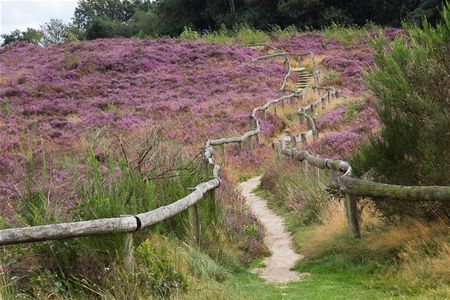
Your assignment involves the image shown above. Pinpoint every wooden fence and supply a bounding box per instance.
[0,46,305,264]
[277,86,450,238]
[2,43,447,266]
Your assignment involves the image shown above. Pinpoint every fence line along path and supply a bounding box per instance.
[0,45,305,267]
[277,83,450,239]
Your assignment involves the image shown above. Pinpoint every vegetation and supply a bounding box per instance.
[259,160,450,299]
[1,2,449,298]
[353,2,450,219]
[2,0,444,45]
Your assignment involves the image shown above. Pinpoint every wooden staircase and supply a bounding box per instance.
[292,67,313,90]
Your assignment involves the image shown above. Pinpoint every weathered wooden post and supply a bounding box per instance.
[302,159,309,175]
[273,142,280,160]
[273,104,277,115]
[315,167,320,184]
[263,109,267,120]
[321,97,325,110]
[189,204,201,247]
[299,108,305,125]
[327,89,331,104]
[248,115,254,131]
[290,135,297,149]
[124,231,134,273]
[344,192,360,239]
[300,133,307,145]
[313,129,319,142]
[219,144,225,165]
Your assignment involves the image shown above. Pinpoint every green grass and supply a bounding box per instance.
[183,266,412,300]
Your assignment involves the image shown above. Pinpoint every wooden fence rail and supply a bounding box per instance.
[0,46,302,248]
[278,86,450,238]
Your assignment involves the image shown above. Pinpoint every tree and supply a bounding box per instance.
[40,18,70,46]
[73,0,152,31]
[1,28,42,46]
[354,2,450,219]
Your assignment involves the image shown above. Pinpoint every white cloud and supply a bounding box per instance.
[0,0,78,35]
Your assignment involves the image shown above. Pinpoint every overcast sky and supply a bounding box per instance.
[0,0,77,36]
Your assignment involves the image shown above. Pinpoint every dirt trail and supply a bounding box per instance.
[239,176,303,283]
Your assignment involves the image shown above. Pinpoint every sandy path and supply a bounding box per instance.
[239,176,303,283]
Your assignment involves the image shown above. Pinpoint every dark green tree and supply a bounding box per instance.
[354,2,450,219]
[1,28,43,46]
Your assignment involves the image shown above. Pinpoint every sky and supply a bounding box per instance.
[0,0,77,37]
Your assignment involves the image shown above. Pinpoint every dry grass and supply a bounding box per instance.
[300,198,450,292]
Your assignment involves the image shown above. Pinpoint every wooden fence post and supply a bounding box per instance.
[299,108,305,125]
[124,232,134,274]
[189,204,201,247]
[219,144,225,165]
[302,160,309,174]
[344,192,360,238]
[273,104,277,115]
[315,167,320,184]
[313,129,319,142]
[300,133,307,145]
[327,90,331,104]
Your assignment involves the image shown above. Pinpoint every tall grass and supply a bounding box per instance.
[322,22,380,46]
[260,154,450,297]
[260,159,331,227]
[2,129,222,298]
[180,25,271,45]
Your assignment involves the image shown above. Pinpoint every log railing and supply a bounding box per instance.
[0,46,305,263]
[278,83,450,238]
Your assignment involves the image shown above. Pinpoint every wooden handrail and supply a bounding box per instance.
[0,47,301,246]
[278,83,450,238]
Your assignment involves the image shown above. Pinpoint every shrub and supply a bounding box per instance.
[202,25,234,44]
[322,22,368,47]
[353,3,450,219]
[260,161,330,226]
[180,26,200,40]
[269,24,299,39]
[235,26,270,45]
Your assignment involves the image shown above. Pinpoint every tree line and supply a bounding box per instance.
[1,0,445,46]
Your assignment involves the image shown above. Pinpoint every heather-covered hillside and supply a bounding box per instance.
[0,38,284,147]
[0,33,381,202]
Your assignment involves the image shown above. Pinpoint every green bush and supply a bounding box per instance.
[202,25,234,44]
[179,26,200,40]
[353,3,450,219]
[322,22,380,46]
[235,26,270,45]
[5,131,212,297]
[269,24,299,39]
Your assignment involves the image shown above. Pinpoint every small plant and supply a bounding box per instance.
[63,54,79,70]
[322,22,373,47]
[0,99,12,117]
[269,24,299,39]
[344,99,365,124]
[136,238,188,298]
[235,26,270,45]
[203,24,234,44]
[320,68,342,86]
[179,26,200,40]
